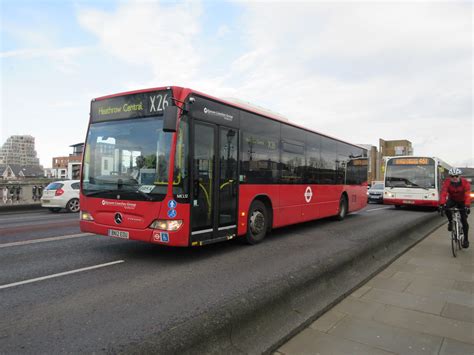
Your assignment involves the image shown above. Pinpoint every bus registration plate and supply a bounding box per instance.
[402,200,415,204]
[108,229,129,239]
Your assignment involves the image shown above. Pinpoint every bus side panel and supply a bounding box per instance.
[346,185,368,212]
[237,184,367,236]
[277,185,304,227]
[311,185,342,219]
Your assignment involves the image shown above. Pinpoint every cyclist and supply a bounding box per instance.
[440,168,471,248]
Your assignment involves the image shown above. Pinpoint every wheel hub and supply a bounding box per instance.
[250,211,265,235]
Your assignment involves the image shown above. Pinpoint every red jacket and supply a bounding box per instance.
[440,177,471,206]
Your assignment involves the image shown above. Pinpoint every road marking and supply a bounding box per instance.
[0,260,125,290]
[0,233,93,248]
[366,206,391,212]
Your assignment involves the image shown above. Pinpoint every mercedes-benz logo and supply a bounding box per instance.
[114,212,123,224]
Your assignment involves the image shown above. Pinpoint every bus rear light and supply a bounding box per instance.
[55,188,64,196]
[81,211,94,221]
[149,220,183,231]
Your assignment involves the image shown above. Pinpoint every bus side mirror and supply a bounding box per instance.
[163,106,179,132]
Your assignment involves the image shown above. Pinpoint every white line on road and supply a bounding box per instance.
[0,233,93,248]
[365,206,392,212]
[0,260,125,290]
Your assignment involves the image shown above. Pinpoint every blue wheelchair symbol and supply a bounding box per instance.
[168,200,177,209]
[161,232,169,242]
[167,209,177,218]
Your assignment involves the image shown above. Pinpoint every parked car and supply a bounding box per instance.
[368,183,384,204]
[41,180,80,212]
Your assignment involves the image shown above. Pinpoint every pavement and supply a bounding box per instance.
[276,214,474,355]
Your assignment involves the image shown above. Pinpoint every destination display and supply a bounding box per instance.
[91,90,172,122]
[390,158,433,165]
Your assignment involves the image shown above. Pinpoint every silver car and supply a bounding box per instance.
[368,183,384,204]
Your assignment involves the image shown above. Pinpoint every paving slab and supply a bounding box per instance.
[328,316,443,355]
[309,309,346,333]
[453,280,474,294]
[406,267,473,282]
[406,282,474,307]
[401,275,456,291]
[365,276,411,292]
[441,302,474,323]
[373,304,474,345]
[277,328,395,355]
[404,257,463,272]
[439,337,474,355]
[331,296,385,320]
[361,287,445,315]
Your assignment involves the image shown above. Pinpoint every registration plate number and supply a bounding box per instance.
[108,229,129,239]
[403,200,415,204]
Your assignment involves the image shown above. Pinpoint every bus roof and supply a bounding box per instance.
[92,85,367,152]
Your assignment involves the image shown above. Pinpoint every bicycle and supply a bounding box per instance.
[441,207,465,257]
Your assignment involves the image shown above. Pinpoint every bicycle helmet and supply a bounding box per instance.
[448,167,462,176]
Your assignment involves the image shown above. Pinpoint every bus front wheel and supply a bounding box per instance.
[245,200,268,245]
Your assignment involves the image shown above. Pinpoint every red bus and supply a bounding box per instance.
[80,86,368,246]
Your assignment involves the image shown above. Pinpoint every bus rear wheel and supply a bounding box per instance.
[335,195,348,221]
[245,200,268,245]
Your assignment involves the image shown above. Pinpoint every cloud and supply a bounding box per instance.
[223,1,472,165]
[73,1,472,166]
[77,0,203,84]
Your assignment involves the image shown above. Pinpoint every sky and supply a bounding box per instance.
[0,0,472,168]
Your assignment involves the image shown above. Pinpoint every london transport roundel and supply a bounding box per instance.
[304,186,313,203]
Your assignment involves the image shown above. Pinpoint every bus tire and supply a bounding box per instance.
[335,195,348,221]
[245,200,268,244]
[394,205,401,209]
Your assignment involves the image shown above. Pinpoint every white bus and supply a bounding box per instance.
[383,156,451,208]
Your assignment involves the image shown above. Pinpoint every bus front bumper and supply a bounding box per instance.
[383,198,438,207]
[80,221,190,247]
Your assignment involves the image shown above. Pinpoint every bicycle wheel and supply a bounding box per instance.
[451,230,457,257]
[456,222,464,250]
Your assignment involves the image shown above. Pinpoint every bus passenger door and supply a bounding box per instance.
[191,121,238,244]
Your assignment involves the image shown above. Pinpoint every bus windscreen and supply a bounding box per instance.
[385,158,435,189]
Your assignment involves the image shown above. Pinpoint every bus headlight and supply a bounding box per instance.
[149,220,183,231]
[81,211,94,221]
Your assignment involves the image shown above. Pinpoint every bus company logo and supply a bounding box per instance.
[101,200,137,210]
[114,213,123,224]
[304,186,313,203]
[203,107,233,121]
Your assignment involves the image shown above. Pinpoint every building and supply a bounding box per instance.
[378,139,413,180]
[48,143,84,179]
[379,139,413,157]
[0,164,44,180]
[0,135,41,166]
[359,144,379,184]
